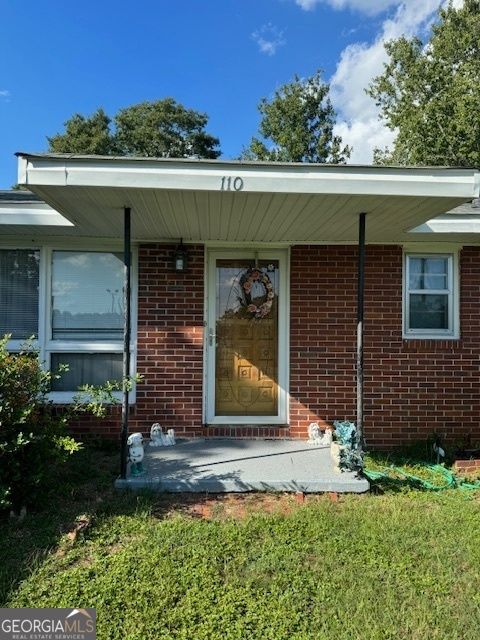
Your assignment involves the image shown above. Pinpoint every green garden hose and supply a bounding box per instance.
[363,463,480,491]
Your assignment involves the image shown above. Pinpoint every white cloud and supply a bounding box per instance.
[328,0,453,163]
[252,23,286,56]
[0,89,10,101]
[296,0,401,16]
[291,0,465,162]
[334,117,396,163]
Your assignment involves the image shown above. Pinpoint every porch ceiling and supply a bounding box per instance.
[11,153,480,243]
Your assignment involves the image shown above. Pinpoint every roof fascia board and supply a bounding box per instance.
[410,216,480,234]
[17,154,480,200]
[0,200,73,227]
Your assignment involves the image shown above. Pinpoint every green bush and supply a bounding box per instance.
[0,336,137,511]
[0,336,81,510]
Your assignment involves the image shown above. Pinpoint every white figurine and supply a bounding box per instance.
[165,428,176,446]
[149,423,165,447]
[308,422,322,443]
[322,426,333,446]
[308,422,333,446]
[149,423,176,447]
[127,432,145,476]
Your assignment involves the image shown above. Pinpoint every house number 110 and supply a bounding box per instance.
[220,176,244,191]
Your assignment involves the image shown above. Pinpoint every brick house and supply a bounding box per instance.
[1,154,479,456]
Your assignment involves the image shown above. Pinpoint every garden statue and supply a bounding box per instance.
[149,423,176,447]
[322,426,333,446]
[332,420,364,472]
[308,422,322,443]
[127,432,145,476]
[150,423,165,447]
[308,422,333,446]
[433,439,445,463]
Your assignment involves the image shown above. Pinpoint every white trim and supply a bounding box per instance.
[402,249,460,340]
[18,154,479,199]
[202,244,209,425]
[0,202,73,227]
[205,248,289,425]
[5,234,480,247]
[409,215,480,234]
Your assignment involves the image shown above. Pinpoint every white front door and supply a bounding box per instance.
[205,250,288,424]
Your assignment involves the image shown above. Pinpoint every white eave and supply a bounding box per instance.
[9,152,480,243]
[0,199,73,228]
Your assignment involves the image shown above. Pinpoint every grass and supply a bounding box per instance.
[1,447,480,639]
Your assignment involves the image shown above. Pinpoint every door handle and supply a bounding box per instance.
[208,328,216,346]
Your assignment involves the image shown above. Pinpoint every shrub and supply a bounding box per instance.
[0,336,137,511]
[0,336,80,509]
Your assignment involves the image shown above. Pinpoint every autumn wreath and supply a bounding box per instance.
[239,267,274,319]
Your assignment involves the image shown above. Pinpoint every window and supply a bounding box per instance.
[50,353,123,391]
[51,251,123,340]
[0,249,39,340]
[49,250,127,395]
[404,253,458,338]
[0,245,135,401]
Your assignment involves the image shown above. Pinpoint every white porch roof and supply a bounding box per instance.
[9,153,480,243]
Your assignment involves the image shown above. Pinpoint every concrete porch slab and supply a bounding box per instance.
[114,438,369,494]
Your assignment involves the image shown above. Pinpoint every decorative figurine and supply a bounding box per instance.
[322,426,333,446]
[127,432,145,476]
[149,423,165,447]
[308,422,322,443]
[308,423,333,446]
[333,420,364,472]
[149,423,176,447]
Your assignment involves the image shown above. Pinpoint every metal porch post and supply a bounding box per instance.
[120,206,131,479]
[356,212,366,452]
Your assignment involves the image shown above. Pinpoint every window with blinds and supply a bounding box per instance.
[0,249,39,340]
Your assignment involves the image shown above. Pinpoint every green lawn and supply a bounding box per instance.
[1,448,480,640]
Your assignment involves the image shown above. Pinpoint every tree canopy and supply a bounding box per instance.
[48,99,221,159]
[242,71,351,163]
[47,108,114,155]
[368,0,480,166]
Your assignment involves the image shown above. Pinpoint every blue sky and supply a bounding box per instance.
[0,0,451,188]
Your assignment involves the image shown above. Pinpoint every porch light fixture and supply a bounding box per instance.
[174,239,188,272]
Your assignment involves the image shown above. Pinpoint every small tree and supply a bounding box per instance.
[47,99,221,159]
[368,0,480,166]
[243,71,351,163]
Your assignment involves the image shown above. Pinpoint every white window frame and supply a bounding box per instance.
[403,249,459,339]
[0,241,138,403]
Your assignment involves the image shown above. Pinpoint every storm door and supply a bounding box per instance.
[206,251,288,424]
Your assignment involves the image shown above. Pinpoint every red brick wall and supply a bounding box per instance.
[132,244,205,436]
[71,243,480,449]
[290,245,480,448]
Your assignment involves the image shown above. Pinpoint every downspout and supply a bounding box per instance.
[120,206,132,479]
[356,212,366,453]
